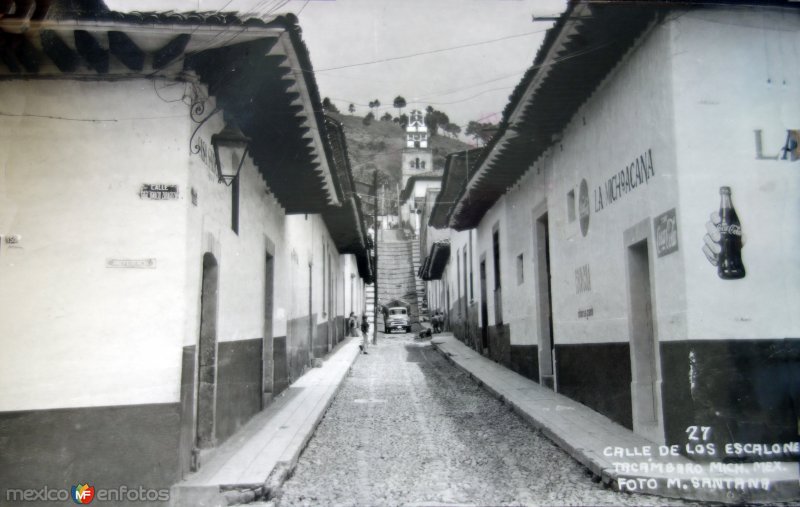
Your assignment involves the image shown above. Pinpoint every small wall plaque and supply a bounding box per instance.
[140,184,178,200]
[106,258,157,269]
[655,208,679,258]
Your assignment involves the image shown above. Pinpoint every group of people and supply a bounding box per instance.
[431,309,445,334]
[348,311,370,354]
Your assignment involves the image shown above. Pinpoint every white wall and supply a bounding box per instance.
[0,78,369,413]
[0,79,191,410]
[671,9,800,340]
[474,18,684,347]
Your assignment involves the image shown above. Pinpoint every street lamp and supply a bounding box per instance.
[211,121,250,186]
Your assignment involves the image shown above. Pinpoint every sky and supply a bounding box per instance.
[106,0,567,131]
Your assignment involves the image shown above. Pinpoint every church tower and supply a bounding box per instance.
[401,110,433,187]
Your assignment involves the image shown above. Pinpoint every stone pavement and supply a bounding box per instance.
[430,333,800,505]
[273,333,681,507]
[169,337,362,507]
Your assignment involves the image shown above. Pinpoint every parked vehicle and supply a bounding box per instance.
[384,307,411,333]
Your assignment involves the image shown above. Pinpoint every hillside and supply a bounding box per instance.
[330,113,472,187]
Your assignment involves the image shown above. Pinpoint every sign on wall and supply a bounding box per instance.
[140,184,178,200]
[654,208,679,258]
[106,258,157,269]
[594,149,655,212]
[701,187,746,280]
[575,264,591,293]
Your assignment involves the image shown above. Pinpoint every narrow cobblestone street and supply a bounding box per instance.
[271,334,686,507]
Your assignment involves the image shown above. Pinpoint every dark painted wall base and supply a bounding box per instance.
[447,299,481,352]
[273,335,289,396]
[556,342,633,430]
[487,323,511,366]
[178,345,196,479]
[661,338,800,452]
[216,338,263,444]
[334,315,345,346]
[286,314,314,385]
[510,344,539,383]
[447,302,537,383]
[0,403,180,507]
[274,314,348,396]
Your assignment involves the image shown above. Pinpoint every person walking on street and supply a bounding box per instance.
[348,312,359,337]
[349,312,367,354]
[360,313,370,353]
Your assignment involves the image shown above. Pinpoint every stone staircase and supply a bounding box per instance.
[365,282,376,335]
[376,230,420,329]
[410,238,428,322]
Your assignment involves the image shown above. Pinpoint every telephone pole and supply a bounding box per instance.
[373,169,379,345]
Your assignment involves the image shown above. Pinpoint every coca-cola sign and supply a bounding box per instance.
[702,186,746,280]
[654,208,678,258]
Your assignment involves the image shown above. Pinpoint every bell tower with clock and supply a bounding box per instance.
[401,109,433,187]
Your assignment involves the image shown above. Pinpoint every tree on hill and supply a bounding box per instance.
[443,122,461,139]
[393,95,406,116]
[322,97,339,113]
[466,120,496,145]
[424,106,450,137]
[348,103,355,114]
[381,112,393,122]
[368,99,380,113]
[362,112,375,126]
[393,113,409,129]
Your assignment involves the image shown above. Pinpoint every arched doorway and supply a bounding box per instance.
[196,253,219,450]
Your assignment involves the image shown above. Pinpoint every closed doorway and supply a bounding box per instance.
[263,251,274,408]
[625,222,664,443]
[534,211,555,389]
[196,253,219,451]
[479,257,489,354]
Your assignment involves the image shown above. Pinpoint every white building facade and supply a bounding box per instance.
[0,6,372,502]
[425,1,799,451]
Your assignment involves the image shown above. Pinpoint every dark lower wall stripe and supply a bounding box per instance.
[447,299,482,353]
[178,345,196,479]
[661,338,800,450]
[287,314,314,384]
[0,403,180,507]
[273,335,289,396]
[556,342,633,430]
[334,316,345,345]
[487,323,511,366]
[510,344,539,383]
[215,338,263,444]
[315,321,330,358]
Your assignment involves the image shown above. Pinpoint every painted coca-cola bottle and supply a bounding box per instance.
[717,186,746,279]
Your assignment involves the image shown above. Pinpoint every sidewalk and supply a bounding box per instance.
[170,337,362,507]
[430,333,799,505]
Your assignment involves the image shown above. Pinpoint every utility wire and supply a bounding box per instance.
[296,0,311,16]
[313,28,551,73]
[325,37,614,117]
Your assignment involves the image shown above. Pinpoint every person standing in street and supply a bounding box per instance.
[360,313,370,353]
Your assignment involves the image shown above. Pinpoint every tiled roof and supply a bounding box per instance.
[0,2,343,214]
[430,148,481,229]
[400,171,443,202]
[450,0,800,230]
[420,240,450,281]
[322,116,374,283]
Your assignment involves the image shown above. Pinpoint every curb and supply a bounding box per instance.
[171,339,362,507]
